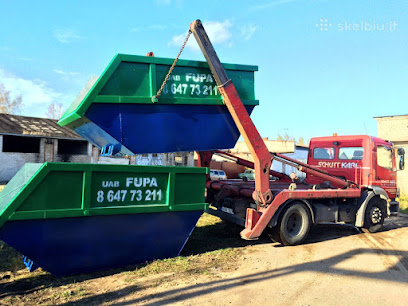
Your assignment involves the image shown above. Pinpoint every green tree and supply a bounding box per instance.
[0,83,22,114]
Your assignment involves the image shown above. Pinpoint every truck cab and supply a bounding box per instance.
[307,135,404,214]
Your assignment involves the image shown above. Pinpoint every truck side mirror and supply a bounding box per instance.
[398,148,405,170]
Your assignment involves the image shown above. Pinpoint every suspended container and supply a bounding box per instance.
[58,54,258,154]
[0,162,208,276]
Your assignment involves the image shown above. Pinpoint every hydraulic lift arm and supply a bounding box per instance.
[190,20,273,206]
[214,150,291,181]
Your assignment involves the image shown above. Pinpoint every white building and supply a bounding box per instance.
[0,114,194,183]
[0,114,97,183]
[375,114,408,196]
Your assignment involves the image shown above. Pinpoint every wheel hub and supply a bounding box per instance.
[286,212,302,236]
[370,207,382,224]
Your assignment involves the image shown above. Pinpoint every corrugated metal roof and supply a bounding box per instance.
[0,113,81,139]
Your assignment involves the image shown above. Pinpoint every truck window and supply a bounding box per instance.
[377,145,392,170]
[313,147,334,160]
[339,147,364,160]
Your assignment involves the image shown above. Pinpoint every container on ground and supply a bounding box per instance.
[0,162,208,276]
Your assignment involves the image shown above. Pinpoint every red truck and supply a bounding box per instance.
[188,20,406,245]
[204,135,405,246]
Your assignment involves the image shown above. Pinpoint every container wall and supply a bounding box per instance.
[59,54,259,155]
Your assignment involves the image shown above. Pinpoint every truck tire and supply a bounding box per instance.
[363,198,386,233]
[242,177,248,182]
[275,202,311,246]
[268,227,282,243]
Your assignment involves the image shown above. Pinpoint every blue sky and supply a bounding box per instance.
[0,0,407,141]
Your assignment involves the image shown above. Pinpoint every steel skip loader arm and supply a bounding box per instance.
[273,153,357,189]
[214,150,291,181]
[190,20,272,207]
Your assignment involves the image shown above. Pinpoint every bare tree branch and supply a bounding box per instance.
[45,102,65,119]
[0,83,23,114]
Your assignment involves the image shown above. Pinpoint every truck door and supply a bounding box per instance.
[374,144,397,198]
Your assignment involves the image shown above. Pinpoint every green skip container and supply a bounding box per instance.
[58,54,258,155]
[0,162,208,276]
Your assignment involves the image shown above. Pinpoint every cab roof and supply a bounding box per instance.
[310,135,391,146]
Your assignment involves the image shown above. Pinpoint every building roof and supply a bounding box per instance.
[0,113,81,139]
[374,114,408,119]
[232,139,296,154]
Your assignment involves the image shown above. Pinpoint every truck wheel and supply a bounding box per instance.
[276,202,311,246]
[242,177,248,182]
[363,198,386,233]
[268,227,282,243]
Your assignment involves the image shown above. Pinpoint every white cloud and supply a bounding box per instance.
[0,68,68,117]
[240,24,258,40]
[169,20,233,51]
[252,0,296,10]
[53,28,82,43]
[53,69,79,77]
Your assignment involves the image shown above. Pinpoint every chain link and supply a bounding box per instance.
[153,30,192,102]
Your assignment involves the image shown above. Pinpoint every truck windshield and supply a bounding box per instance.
[339,147,364,160]
[377,145,392,170]
[313,147,334,159]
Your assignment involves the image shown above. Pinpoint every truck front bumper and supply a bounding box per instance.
[389,200,400,216]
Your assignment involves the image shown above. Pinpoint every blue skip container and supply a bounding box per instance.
[58,54,258,154]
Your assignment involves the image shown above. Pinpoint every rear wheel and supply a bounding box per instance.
[363,198,386,233]
[242,177,248,182]
[274,202,311,246]
[268,227,282,243]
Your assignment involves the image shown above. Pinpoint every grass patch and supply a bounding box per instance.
[134,248,240,278]
[129,213,246,281]
[398,196,408,214]
[61,290,73,299]
[0,184,25,273]
[0,241,25,273]
[76,286,86,296]
[182,213,257,255]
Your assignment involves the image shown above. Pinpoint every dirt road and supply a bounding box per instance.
[133,215,408,305]
[1,214,408,305]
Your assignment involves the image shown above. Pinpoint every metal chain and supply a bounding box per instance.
[153,30,192,102]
